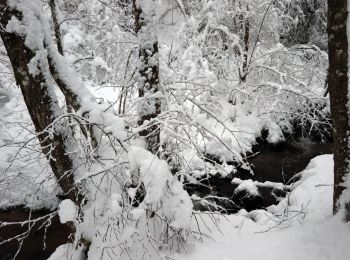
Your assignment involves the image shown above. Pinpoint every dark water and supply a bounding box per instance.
[186,137,333,213]
[239,137,332,182]
[0,208,71,260]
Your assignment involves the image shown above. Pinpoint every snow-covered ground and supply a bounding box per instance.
[173,154,350,260]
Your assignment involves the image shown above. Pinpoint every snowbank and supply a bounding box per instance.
[174,154,350,260]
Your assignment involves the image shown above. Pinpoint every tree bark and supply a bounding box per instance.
[328,0,350,220]
[241,5,250,82]
[133,0,161,154]
[0,1,83,206]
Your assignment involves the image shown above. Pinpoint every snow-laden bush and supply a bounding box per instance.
[155,0,329,181]
[56,0,329,181]
[69,145,193,259]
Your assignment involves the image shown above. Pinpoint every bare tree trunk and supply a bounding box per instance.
[133,0,161,154]
[0,1,83,206]
[328,0,350,220]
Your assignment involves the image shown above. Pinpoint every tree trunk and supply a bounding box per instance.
[241,5,250,82]
[44,3,98,148]
[133,0,161,155]
[0,1,83,206]
[328,0,350,220]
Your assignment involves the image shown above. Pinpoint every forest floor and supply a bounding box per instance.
[173,154,350,260]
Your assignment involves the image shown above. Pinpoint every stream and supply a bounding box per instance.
[186,136,333,213]
[0,208,70,260]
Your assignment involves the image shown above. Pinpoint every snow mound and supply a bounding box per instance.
[233,179,259,197]
[128,146,193,229]
[58,199,77,224]
[267,154,334,222]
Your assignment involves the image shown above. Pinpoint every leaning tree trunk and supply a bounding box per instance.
[49,0,75,115]
[328,0,350,221]
[48,0,98,148]
[0,1,83,206]
[133,0,161,155]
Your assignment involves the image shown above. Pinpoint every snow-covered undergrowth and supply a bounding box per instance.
[0,87,194,259]
[171,155,350,260]
[70,145,193,260]
[0,2,193,258]
[51,0,330,182]
[154,0,330,182]
[48,155,350,260]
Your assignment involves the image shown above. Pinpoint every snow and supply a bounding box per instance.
[233,179,260,197]
[0,1,342,260]
[232,178,287,191]
[162,178,193,229]
[0,88,60,210]
[45,154,350,260]
[6,0,127,150]
[128,145,171,204]
[47,244,86,260]
[58,199,77,224]
[128,145,193,229]
[63,27,84,49]
[173,155,350,260]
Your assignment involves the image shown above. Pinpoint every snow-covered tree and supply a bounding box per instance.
[133,0,161,154]
[277,0,327,50]
[0,0,83,207]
